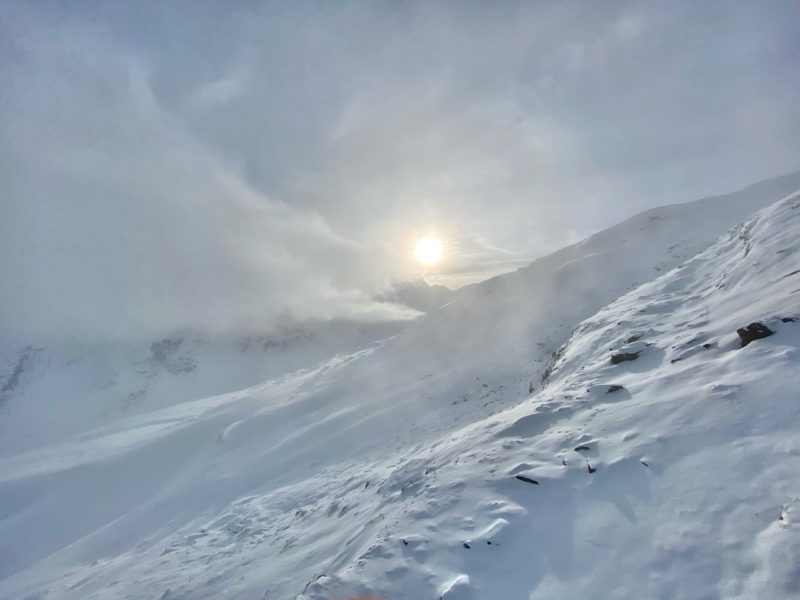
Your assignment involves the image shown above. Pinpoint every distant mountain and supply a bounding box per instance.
[375,277,457,313]
[0,320,403,456]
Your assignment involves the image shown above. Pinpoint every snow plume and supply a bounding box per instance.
[0,15,415,344]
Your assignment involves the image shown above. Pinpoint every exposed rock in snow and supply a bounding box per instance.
[736,322,774,347]
[609,351,641,364]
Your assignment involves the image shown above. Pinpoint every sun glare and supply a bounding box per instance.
[414,235,444,266]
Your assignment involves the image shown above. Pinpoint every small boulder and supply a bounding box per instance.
[515,475,540,485]
[736,322,774,348]
[610,351,641,365]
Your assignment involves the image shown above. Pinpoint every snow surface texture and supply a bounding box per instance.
[1,175,800,599]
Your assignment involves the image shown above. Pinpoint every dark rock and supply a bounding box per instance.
[515,475,539,485]
[574,445,591,452]
[587,463,597,474]
[610,351,641,365]
[640,460,649,467]
[463,542,471,549]
[781,317,796,323]
[150,338,196,374]
[486,540,492,545]
[1,348,37,402]
[625,334,642,344]
[606,384,624,393]
[736,322,774,347]
[703,343,712,349]
[401,539,408,546]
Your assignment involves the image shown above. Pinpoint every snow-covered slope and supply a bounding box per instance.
[0,320,404,457]
[0,277,459,458]
[299,190,800,600]
[0,175,799,599]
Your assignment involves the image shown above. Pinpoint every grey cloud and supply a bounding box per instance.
[0,11,416,343]
[2,1,799,342]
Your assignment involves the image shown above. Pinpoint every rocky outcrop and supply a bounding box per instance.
[736,322,773,348]
[610,351,641,365]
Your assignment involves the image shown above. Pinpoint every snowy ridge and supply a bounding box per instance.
[293,192,800,599]
[1,180,799,599]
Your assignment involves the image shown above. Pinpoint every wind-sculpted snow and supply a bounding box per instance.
[1,181,800,599]
[298,192,800,599]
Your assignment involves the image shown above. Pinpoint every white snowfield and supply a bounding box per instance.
[1,175,800,600]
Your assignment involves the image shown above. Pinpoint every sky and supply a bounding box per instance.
[2,1,799,343]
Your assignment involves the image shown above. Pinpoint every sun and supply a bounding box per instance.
[414,235,444,266]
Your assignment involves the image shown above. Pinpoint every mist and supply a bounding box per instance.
[2,1,799,342]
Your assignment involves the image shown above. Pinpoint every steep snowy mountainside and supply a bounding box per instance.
[375,170,800,407]
[2,171,797,460]
[0,177,799,600]
[297,191,800,600]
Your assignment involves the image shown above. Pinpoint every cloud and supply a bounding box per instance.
[0,11,416,343]
[2,1,799,343]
